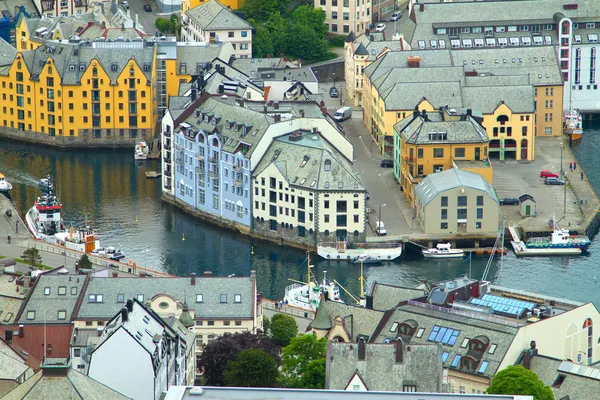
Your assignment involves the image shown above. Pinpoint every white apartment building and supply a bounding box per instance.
[34,0,88,18]
[316,0,371,36]
[181,0,252,59]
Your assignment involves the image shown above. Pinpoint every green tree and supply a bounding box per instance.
[281,334,326,388]
[78,254,93,270]
[486,365,554,400]
[252,26,274,58]
[285,24,328,60]
[290,5,327,37]
[155,18,171,34]
[21,248,42,269]
[263,12,288,56]
[262,315,271,336]
[223,348,279,387]
[242,0,290,22]
[169,14,180,33]
[269,313,298,347]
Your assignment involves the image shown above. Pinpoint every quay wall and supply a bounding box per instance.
[0,127,151,149]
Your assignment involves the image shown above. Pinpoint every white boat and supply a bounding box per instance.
[25,192,100,253]
[317,240,402,262]
[135,141,149,160]
[352,255,381,264]
[38,176,53,193]
[563,107,583,141]
[422,243,464,258]
[0,173,12,194]
[283,253,343,312]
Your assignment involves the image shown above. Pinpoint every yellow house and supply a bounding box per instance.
[535,84,564,136]
[0,41,155,141]
[15,15,53,51]
[182,0,243,14]
[394,108,491,207]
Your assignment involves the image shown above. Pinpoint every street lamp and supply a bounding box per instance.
[378,204,387,236]
[560,141,564,179]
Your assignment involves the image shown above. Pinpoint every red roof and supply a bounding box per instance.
[0,325,73,363]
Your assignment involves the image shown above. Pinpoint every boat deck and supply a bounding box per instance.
[511,241,582,257]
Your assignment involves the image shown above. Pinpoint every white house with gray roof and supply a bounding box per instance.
[326,340,443,392]
[413,168,499,235]
[181,0,252,59]
[88,299,189,400]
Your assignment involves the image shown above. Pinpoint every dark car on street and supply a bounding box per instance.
[329,87,339,97]
[500,197,520,205]
[545,177,565,185]
[380,159,393,168]
[143,4,152,11]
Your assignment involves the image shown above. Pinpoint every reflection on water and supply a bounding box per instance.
[1,136,600,306]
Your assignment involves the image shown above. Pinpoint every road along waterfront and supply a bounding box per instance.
[1,139,600,306]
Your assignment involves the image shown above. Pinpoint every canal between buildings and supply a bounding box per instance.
[1,134,600,305]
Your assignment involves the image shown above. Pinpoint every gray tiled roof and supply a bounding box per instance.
[364,50,453,81]
[16,42,154,85]
[2,369,131,400]
[326,342,443,391]
[354,43,368,56]
[186,0,251,31]
[382,81,463,111]
[76,276,254,320]
[176,42,236,73]
[372,66,464,93]
[177,96,272,157]
[0,351,30,380]
[395,112,489,145]
[371,282,428,311]
[231,58,298,78]
[18,274,86,324]
[0,38,17,66]
[373,303,518,378]
[308,301,384,341]
[462,85,535,114]
[415,168,499,207]
[254,133,364,192]
[523,354,600,399]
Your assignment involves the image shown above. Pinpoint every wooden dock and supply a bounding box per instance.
[145,171,161,179]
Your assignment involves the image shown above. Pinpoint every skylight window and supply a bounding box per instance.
[451,355,462,367]
[415,328,425,338]
[427,325,460,345]
[442,352,449,363]
[390,322,398,332]
[478,361,489,374]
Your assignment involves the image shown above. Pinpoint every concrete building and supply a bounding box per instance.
[413,168,499,235]
[394,108,492,207]
[371,277,600,394]
[87,299,190,400]
[2,358,131,400]
[162,94,354,239]
[316,0,371,36]
[33,0,89,18]
[406,0,600,115]
[181,0,252,59]
[517,349,600,399]
[69,327,100,375]
[163,386,532,400]
[73,273,260,366]
[252,131,366,246]
[326,340,444,392]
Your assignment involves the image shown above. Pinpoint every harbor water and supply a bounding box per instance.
[1,136,600,305]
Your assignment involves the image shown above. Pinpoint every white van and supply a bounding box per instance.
[333,106,352,121]
[390,11,402,21]
[376,221,387,236]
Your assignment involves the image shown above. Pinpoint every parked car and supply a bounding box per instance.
[500,197,520,205]
[540,170,559,178]
[390,11,402,21]
[329,87,338,98]
[121,0,129,8]
[545,177,565,185]
[376,221,387,236]
[143,4,152,11]
[376,23,386,32]
[380,159,394,168]
[366,191,370,200]
[333,106,352,122]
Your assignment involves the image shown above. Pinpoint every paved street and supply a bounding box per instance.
[378,6,415,42]
[125,0,170,35]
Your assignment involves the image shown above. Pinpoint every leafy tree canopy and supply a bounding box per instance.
[486,365,554,400]
[269,313,298,347]
[21,248,42,269]
[78,254,93,270]
[223,348,280,387]
[281,334,326,388]
[198,331,280,386]
[155,18,171,33]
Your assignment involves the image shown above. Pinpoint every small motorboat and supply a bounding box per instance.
[0,173,12,194]
[106,246,125,261]
[422,243,464,258]
[135,141,149,160]
[352,255,381,264]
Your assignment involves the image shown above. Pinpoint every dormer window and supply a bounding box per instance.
[204,115,209,123]
[234,123,239,132]
[324,159,332,171]
[225,120,231,129]
[211,117,216,125]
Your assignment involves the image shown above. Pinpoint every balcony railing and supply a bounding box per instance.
[233,165,242,172]
[163,156,171,164]
[163,130,171,138]
[163,143,171,151]
[208,156,218,164]
[164,168,171,175]
[232,179,242,187]
[195,167,203,174]
[175,157,184,166]
[195,154,205,161]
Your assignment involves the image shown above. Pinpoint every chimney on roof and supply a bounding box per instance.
[274,101,279,110]
[97,327,103,337]
[530,340,537,354]
[250,270,256,278]
[466,108,472,117]
[300,109,305,118]
[19,325,24,338]
[191,272,196,286]
[419,3,425,12]
[112,272,118,278]
[421,109,428,121]
[191,83,197,102]
[4,330,12,342]
[274,114,281,122]
[121,307,129,322]
[407,56,420,68]
[266,54,271,58]
[395,340,404,363]
[121,23,125,31]
[140,272,146,278]
[126,299,134,312]
[204,271,213,277]
[358,340,366,361]
[135,13,139,29]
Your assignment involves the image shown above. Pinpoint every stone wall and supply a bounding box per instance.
[0,127,152,148]
[310,60,344,84]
